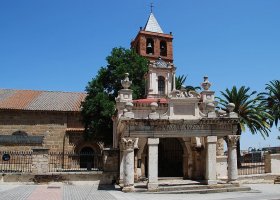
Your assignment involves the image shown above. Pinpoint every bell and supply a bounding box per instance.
[147,43,152,49]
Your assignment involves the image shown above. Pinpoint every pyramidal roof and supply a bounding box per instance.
[144,13,163,33]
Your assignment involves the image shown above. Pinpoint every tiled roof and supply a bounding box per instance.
[0,89,86,112]
[133,98,167,104]
[144,13,163,33]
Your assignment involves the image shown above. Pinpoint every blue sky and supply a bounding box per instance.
[0,0,279,150]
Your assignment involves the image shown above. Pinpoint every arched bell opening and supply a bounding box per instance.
[160,40,167,56]
[146,38,154,55]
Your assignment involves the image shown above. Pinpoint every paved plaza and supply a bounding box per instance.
[0,183,279,200]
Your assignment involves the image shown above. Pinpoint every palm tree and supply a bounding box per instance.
[175,75,201,91]
[176,75,187,90]
[217,86,272,168]
[259,80,280,127]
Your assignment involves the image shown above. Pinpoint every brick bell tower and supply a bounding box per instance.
[131,11,176,99]
[131,12,173,63]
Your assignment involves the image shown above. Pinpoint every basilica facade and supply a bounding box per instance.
[113,12,240,191]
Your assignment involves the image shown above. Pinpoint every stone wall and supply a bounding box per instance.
[265,153,280,174]
[0,110,84,152]
[103,148,119,172]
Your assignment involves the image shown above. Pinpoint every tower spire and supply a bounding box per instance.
[150,2,154,13]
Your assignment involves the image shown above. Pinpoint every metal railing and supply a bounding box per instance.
[0,151,32,173]
[49,152,103,172]
[238,154,265,175]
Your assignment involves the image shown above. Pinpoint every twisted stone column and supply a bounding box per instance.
[225,135,240,183]
[120,138,137,192]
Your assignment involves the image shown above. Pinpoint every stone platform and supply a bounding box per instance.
[130,178,251,194]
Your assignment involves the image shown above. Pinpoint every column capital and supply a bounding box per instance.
[225,135,240,148]
[120,138,137,151]
[205,136,217,143]
[147,138,159,145]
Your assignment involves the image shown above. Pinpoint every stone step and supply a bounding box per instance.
[145,186,251,194]
[158,183,239,192]
[274,176,280,184]
[134,183,249,194]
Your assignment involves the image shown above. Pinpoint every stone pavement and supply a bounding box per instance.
[0,183,279,200]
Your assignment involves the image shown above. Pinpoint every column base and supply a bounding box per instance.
[227,180,239,185]
[147,182,158,191]
[205,180,217,185]
[122,186,135,192]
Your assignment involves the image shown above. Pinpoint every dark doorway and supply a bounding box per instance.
[158,138,183,177]
[80,147,95,170]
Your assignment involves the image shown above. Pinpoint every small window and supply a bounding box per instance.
[146,38,154,55]
[160,41,167,56]
[158,76,165,95]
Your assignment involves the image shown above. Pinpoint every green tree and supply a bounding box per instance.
[217,86,272,167]
[175,75,201,91]
[81,47,149,145]
[260,80,280,127]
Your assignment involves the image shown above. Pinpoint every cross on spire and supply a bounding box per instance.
[150,2,154,13]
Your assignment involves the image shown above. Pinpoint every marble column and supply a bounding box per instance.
[226,135,240,183]
[147,138,159,191]
[205,136,217,185]
[120,138,137,192]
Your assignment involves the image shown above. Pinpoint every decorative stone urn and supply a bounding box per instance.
[121,73,132,89]
[201,76,212,91]
[226,103,235,112]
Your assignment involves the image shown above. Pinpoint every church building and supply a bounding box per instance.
[0,10,241,190]
[114,12,240,191]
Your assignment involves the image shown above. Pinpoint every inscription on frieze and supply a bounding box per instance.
[122,118,238,135]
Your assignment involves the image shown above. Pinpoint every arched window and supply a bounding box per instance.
[158,76,165,95]
[80,147,95,170]
[146,38,154,55]
[160,41,167,56]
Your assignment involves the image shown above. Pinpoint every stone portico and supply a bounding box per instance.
[113,12,240,192]
[114,74,240,192]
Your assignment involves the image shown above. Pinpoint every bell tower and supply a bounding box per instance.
[131,10,176,98]
[131,12,173,63]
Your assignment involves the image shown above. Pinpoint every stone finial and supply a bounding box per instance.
[121,73,132,89]
[206,102,215,112]
[218,109,227,117]
[226,103,238,118]
[150,102,158,113]
[201,76,212,91]
[125,102,133,112]
[123,102,134,118]
[149,102,159,119]
[226,103,235,112]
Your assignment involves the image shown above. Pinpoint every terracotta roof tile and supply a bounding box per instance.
[133,98,167,104]
[0,89,86,112]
